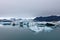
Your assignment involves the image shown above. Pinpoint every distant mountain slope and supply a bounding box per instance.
[33,16,60,22]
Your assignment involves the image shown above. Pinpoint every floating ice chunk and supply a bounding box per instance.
[44,27,53,32]
[0,24,3,26]
[29,26,44,33]
[29,26,53,33]
[0,24,4,27]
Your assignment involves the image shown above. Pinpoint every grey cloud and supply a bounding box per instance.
[0,0,60,18]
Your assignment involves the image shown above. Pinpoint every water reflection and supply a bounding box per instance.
[0,19,60,40]
[0,21,60,33]
[18,22,55,33]
[18,21,60,33]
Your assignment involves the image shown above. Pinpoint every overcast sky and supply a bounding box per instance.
[0,0,60,18]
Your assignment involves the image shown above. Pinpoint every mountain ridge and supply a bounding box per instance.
[33,15,60,22]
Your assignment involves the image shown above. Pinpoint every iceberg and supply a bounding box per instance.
[43,27,53,32]
[29,26,44,32]
[29,26,53,33]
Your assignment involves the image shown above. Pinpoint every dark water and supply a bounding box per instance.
[0,25,60,40]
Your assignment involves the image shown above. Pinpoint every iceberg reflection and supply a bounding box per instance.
[0,19,60,33]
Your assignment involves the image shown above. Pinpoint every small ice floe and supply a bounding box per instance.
[29,26,44,33]
[29,26,53,33]
[0,24,4,27]
[43,27,53,32]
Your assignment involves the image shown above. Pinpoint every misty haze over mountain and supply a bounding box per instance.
[0,0,60,18]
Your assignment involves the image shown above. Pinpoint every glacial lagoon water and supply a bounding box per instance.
[0,25,60,40]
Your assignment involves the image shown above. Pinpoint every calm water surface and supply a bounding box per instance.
[0,25,60,40]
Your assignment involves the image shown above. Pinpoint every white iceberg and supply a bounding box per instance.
[43,27,53,32]
[29,26,53,33]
